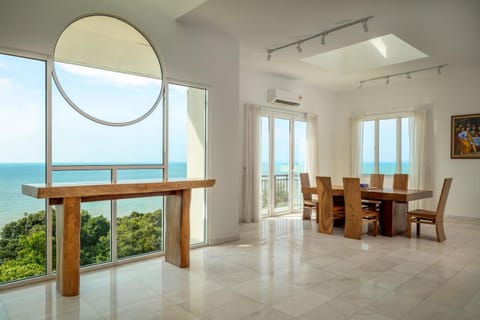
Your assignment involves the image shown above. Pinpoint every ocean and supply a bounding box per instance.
[0,163,187,229]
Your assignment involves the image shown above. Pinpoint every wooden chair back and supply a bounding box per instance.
[300,173,312,201]
[393,173,408,190]
[436,178,453,221]
[343,177,363,240]
[316,176,334,234]
[370,174,384,189]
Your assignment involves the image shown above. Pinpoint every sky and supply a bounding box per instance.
[0,53,195,164]
[362,118,409,164]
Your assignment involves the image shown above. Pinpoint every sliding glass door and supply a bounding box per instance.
[260,114,306,216]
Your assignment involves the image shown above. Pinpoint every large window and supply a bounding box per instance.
[0,50,208,287]
[0,53,46,283]
[260,112,307,216]
[361,115,410,176]
[168,83,207,244]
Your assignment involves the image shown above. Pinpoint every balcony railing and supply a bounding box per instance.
[261,174,302,213]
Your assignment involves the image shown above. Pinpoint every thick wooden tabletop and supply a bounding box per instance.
[303,186,433,202]
[22,179,216,204]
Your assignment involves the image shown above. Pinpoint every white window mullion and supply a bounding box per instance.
[396,117,402,173]
[289,117,294,213]
[374,120,379,173]
[269,115,275,216]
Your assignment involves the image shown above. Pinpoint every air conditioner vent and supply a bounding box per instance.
[267,89,302,106]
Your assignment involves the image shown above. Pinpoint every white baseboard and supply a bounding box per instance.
[208,235,240,245]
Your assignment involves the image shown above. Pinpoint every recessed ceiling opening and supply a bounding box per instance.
[301,34,428,73]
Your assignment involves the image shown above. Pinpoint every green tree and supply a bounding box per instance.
[0,208,163,283]
[117,210,162,258]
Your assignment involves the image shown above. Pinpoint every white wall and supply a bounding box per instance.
[335,65,480,218]
[240,68,337,176]
[0,0,241,243]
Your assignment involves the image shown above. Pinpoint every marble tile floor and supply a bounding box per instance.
[1,216,480,319]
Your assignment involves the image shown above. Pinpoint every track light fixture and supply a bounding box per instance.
[266,50,272,61]
[266,16,373,61]
[296,42,302,53]
[358,64,448,88]
[362,20,369,32]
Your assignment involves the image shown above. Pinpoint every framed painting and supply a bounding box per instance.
[451,113,480,159]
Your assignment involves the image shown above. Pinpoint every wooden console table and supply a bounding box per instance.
[22,179,215,296]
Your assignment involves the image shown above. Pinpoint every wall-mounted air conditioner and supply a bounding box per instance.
[267,89,303,106]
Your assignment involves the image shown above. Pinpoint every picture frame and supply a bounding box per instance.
[451,113,480,159]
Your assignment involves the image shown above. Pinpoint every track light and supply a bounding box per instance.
[296,42,302,53]
[362,20,369,32]
[358,64,447,88]
[266,16,373,61]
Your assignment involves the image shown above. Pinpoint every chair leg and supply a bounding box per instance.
[407,214,411,238]
[436,221,446,242]
[302,207,311,220]
[416,222,421,236]
[373,220,377,237]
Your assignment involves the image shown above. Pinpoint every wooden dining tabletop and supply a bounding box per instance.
[302,186,433,237]
[302,186,432,202]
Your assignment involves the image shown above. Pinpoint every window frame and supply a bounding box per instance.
[360,112,412,176]
[0,47,210,289]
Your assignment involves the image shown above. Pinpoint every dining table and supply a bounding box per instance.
[302,186,433,237]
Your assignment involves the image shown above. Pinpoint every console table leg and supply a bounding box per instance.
[56,197,81,296]
[165,189,191,268]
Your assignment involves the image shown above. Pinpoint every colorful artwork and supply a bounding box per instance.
[451,113,480,159]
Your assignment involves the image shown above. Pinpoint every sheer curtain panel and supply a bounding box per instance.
[306,114,319,179]
[409,108,427,209]
[242,104,261,222]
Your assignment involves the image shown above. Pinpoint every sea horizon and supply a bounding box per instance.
[0,162,187,229]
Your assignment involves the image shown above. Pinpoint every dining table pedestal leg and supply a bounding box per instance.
[380,200,408,237]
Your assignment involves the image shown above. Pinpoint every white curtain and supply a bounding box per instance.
[351,116,363,177]
[306,114,319,179]
[242,103,261,223]
[409,109,427,208]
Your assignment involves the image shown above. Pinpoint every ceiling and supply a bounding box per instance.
[163,0,480,91]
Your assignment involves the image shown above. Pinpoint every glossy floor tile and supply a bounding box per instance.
[1,215,480,319]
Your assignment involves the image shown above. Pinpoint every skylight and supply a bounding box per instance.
[301,34,428,73]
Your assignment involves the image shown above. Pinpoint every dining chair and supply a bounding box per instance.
[343,177,379,240]
[300,173,317,220]
[393,173,409,190]
[407,178,453,242]
[362,173,384,210]
[316,176,344,234]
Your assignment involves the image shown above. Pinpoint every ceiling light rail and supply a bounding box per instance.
[266,16,374,61]
[358,64,448,88]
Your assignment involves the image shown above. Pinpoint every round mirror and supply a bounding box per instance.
[53,15,164,126]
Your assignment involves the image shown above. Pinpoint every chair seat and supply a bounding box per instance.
[408,209,436,220]
[304,199,317,207]
[362,199,381,205]
[361,209,378,220]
